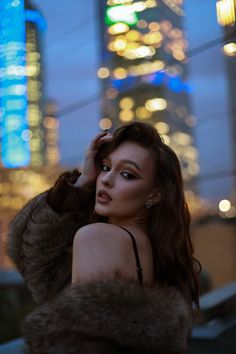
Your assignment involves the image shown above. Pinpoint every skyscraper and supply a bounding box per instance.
[25,0,59,167]
[0,0,60,267]
[216,0,236,173]
[98,0,199,190]
[0,0,59,169]
[25,0,45,166]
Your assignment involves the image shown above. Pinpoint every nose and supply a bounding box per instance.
[101,170,114,187]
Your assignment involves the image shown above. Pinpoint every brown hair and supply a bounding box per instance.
[96,122,200,305]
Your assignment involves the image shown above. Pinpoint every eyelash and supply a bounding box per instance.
[101,164,137,180]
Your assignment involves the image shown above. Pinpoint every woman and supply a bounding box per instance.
[8,122,199,354]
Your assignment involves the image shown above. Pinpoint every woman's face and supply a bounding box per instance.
[95,141,157,225]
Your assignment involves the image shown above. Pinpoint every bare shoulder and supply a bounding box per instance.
[72,223,155,286]
[74,223,130,248]
[72,223,131,283]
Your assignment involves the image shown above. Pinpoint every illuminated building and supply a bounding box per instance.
[0,0,30,168]
[0,1,61,268]
[0,0,59,169]
[216,0,236,176]
[25,0,53,167]
[98,0,199,189]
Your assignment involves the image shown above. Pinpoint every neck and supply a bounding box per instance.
[108,210,149,233]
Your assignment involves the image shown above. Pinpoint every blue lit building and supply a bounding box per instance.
[0,0,59,169]
[0,0,30,168]
[98,0,199,190]
[24,0,46,167]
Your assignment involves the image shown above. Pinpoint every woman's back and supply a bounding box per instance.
[72,223,155,287]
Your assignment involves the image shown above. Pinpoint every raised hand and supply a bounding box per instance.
[75,131,113,189]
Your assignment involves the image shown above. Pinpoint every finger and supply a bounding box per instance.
[90,132,108,150]
[96,136,112,146]
[91,132,113,150]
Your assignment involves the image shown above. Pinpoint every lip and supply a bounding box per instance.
[97,190,112,203]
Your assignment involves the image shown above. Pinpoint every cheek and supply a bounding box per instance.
[116,182,149,203]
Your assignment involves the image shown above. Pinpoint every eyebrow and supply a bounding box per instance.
[103,157,141,172]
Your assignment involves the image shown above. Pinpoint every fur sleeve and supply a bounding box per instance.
[22,280,192,354]
[7,171,95,304]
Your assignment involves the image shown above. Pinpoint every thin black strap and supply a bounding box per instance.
[119,226,143,286]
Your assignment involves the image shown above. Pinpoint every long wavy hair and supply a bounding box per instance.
[96,122,200,305]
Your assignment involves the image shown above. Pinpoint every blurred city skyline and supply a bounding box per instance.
[30,0,235,203]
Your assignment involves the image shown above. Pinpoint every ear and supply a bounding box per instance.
[148,188,161,205]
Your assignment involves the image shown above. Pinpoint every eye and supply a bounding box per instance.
[101,164,110,172]
[121,172,137,180]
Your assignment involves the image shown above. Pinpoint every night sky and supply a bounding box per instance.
[32,0,234,203]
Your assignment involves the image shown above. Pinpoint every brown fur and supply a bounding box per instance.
[22,280,192,354]
[7,170,94,304]
[7,171,192,353]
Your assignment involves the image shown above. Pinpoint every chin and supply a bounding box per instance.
[94,204,110,217]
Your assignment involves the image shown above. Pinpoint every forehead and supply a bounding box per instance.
[107,141,153,166]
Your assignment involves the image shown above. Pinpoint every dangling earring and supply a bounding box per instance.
[145,200,152,208]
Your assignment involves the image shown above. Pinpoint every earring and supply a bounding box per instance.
[145,200,152,208]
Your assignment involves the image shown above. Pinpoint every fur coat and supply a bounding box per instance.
[7,170,193,354]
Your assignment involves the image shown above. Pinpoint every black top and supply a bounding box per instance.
[119,225,143,286]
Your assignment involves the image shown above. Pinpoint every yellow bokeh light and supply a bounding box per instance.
[145,98,167,111]
[97,67,110,79]
[113,67,128,79]
[172,132,192,145]
[119,110,134,122]
[27,52,40,62]
[112,36,127,51]
[216,0,235,26]
[155,121,169,134]
[115,60,164,77]
[149,22,160,31]
[26,64,40,77]
[136,106,152,120]
[108,22,129,35]
[99,118,113,130]
[119,97,134,109]
[132,1,146,12]
[146,0,157,8]
[126,30,141,42]
[107,0,132,5]
[143,32,163,45]
[219,199,231,212]
[30,138,41,151]
[28,113,40,126]
[173,51,186,61]
[223,42,236,56]
[124,45,155,59]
